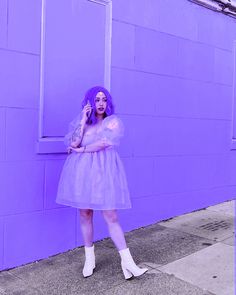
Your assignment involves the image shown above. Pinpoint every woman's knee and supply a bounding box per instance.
[102,210,118,224]
[80,209,93,221]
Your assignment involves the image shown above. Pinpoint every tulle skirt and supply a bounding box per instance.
[56,148,132,210]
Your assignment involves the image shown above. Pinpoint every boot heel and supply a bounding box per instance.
[121,263,133,279]
[119,248,148,279]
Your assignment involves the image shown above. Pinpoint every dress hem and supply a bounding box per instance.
[56,199,132,210]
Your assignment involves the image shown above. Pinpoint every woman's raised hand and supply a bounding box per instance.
[82,101,92,121]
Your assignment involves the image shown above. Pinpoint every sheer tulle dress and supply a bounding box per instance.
[56,114,132,210]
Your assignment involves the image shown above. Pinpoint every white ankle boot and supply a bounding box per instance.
[82,245,95,277]
[119,248,148,279]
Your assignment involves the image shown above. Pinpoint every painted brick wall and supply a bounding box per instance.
[111,0,236,225]
[0,0,235,271]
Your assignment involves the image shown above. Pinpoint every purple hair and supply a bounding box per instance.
[81,86,115,125]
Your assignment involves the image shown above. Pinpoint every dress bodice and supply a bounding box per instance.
[64,114,124,148]
[81,123,103,146]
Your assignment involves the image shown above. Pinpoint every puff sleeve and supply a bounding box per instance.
[100,115,124,146]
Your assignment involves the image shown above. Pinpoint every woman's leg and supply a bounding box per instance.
[79,209,94,247]
[102,209,148,279]
[102,209,127,250]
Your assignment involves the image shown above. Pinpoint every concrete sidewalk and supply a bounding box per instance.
[0,200,235,295]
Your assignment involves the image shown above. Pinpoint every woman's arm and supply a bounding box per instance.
[70,118,87,148]
[68,138,112,153]
[69,103,92,148]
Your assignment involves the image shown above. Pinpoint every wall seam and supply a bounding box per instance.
[4,108,6,160]
[2,219,5,269]
[112,18,233,53]
[119,112,232,121]
[3,106,39,110]
[43,161,46,210]
[0,206,72,218]
[111,65,233,87]
[131,184,236,200]
[6,0,9,46]
[75,209,78,247]
[0,47,40,56]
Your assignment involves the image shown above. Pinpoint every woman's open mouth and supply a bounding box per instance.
[98,108,104,111]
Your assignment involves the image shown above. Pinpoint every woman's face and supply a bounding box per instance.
[94,91,107,116]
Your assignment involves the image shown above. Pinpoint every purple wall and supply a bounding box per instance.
[0,0,236,271]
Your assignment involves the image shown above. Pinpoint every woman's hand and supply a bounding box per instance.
[81,101,92,121]
[67,146,84,154]
[67,146,73,154]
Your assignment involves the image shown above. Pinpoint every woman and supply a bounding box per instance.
[56,86,148,279]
